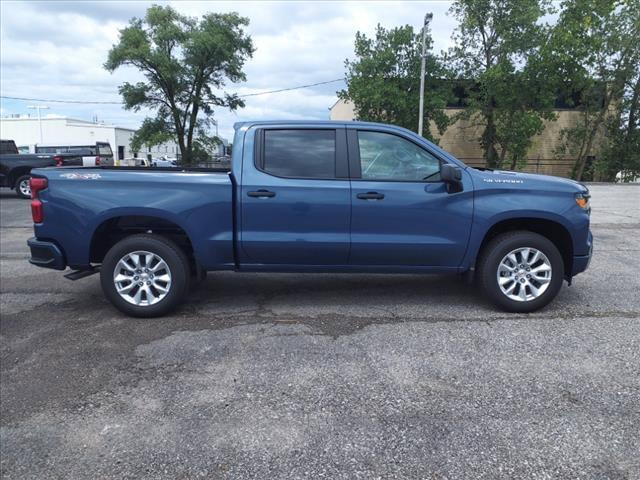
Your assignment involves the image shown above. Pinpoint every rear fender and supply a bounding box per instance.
[87,207,203,264]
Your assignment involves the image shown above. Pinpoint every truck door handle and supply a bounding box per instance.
[247,190,276,198]
[356,192,385,200]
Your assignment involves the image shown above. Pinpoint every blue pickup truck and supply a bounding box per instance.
[27,121,592,317]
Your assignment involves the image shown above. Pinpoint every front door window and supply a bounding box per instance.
[358,131,441,182]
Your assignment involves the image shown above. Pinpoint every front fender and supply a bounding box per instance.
[460,208,577,272]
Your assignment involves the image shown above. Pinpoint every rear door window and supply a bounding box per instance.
[98,144,113,156]
[1,140,18,154]
[261,129,336,179]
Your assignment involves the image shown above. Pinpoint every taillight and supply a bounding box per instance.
[30,177,47,223]
[53,155,63,167]
[31,201,43,223]
[30,178,47,197]
[95,156,101,166]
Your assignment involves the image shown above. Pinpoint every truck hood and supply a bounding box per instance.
[471,168,588,193]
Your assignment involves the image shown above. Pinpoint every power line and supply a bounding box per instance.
[239,78,344,97]
[0,96,122,105]
[0,78,345,105]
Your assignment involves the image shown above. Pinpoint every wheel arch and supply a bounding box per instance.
[9,167,32,188]
[475,217,574,278]
[89,213,198,269]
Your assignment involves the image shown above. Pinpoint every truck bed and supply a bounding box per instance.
[30,166,236,270]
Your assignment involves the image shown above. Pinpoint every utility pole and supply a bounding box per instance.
[27,105,50,144]
[418,12,433,137]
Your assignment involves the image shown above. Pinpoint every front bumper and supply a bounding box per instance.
[572,230,593,276]
[27,237,66,270]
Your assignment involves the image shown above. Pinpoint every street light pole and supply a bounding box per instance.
[212,119,221,155]
[27,105,50,144]
[418,13,433,137]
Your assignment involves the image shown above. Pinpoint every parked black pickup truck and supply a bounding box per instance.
[0,140,83,198]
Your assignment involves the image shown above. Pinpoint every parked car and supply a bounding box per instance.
[26,121,592,317]
[35,142,114,166]
[615,170,640,183]
[134,158,152,167]
[0,139,82,198]
[151,158,178,167]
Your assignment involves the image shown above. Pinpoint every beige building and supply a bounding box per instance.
[329,98,591,177]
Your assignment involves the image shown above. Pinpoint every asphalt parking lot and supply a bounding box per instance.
[1,185,639,479]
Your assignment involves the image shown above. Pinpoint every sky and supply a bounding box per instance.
[0,0,458,141]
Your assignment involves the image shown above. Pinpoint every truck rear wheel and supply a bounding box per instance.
[15,175,32,199]
[477,231,564,313]
[100,234,190,318]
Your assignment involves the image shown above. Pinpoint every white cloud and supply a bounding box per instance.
[1,0,457,141]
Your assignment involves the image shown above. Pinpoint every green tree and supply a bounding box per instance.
[599,69,640,181]
[105,5,254,164]
[448,0,556,169]
[549,0,640,181]
[339,24,450,140]
[129,117,174,155]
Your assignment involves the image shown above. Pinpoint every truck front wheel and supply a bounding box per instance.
[477,231,564,313]
[100,234,190,317]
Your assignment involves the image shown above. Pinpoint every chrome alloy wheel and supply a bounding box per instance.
[113,250,172,306]
[18,178,31,197]
[497,247,552,302]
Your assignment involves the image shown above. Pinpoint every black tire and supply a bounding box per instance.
[477,231,564,313]
[14,175,32,199]
[100,234,191,318]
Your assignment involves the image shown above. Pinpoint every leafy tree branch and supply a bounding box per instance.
[105,5,254,164]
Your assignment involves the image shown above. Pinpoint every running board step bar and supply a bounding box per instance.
[64,267,99,281]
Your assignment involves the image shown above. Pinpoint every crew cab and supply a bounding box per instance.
[26,121,592,317]
[0,140,83,198]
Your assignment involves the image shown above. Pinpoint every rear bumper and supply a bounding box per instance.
[27,237,66,270]
[572,230,593,276]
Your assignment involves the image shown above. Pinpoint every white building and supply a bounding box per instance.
[0,115,183,163]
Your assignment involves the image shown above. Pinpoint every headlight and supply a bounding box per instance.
[575,191,591,210]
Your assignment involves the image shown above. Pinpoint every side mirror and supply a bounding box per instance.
[441,163,462,182]
[441,164,463,192]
